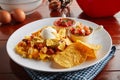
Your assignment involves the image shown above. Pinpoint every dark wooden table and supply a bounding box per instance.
[0,0,120,80]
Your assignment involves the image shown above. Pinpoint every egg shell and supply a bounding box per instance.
[0,10,11,24]
[11,8,26,22]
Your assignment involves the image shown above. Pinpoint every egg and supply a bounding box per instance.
[0,10,11,24]
[11,8,26,22]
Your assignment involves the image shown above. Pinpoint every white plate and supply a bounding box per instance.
[6,17,112,72]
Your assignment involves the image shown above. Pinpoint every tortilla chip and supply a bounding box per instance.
[76,40,98,59]
[53,43,87,68]
[53,40,99,68]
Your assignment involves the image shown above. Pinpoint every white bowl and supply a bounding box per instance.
[0,0,42,15]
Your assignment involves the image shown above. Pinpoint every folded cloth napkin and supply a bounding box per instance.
[24,46,116,80]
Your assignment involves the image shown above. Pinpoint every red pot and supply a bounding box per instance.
[76,0,120,18]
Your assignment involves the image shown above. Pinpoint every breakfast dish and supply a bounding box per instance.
[14,17,100,68]
[6,17,112,72]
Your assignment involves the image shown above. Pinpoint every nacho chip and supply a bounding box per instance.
[53,43,87,68]
[76,40,98,59]
[53,41,99,68]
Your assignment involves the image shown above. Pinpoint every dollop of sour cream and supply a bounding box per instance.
[40,27,57,39]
